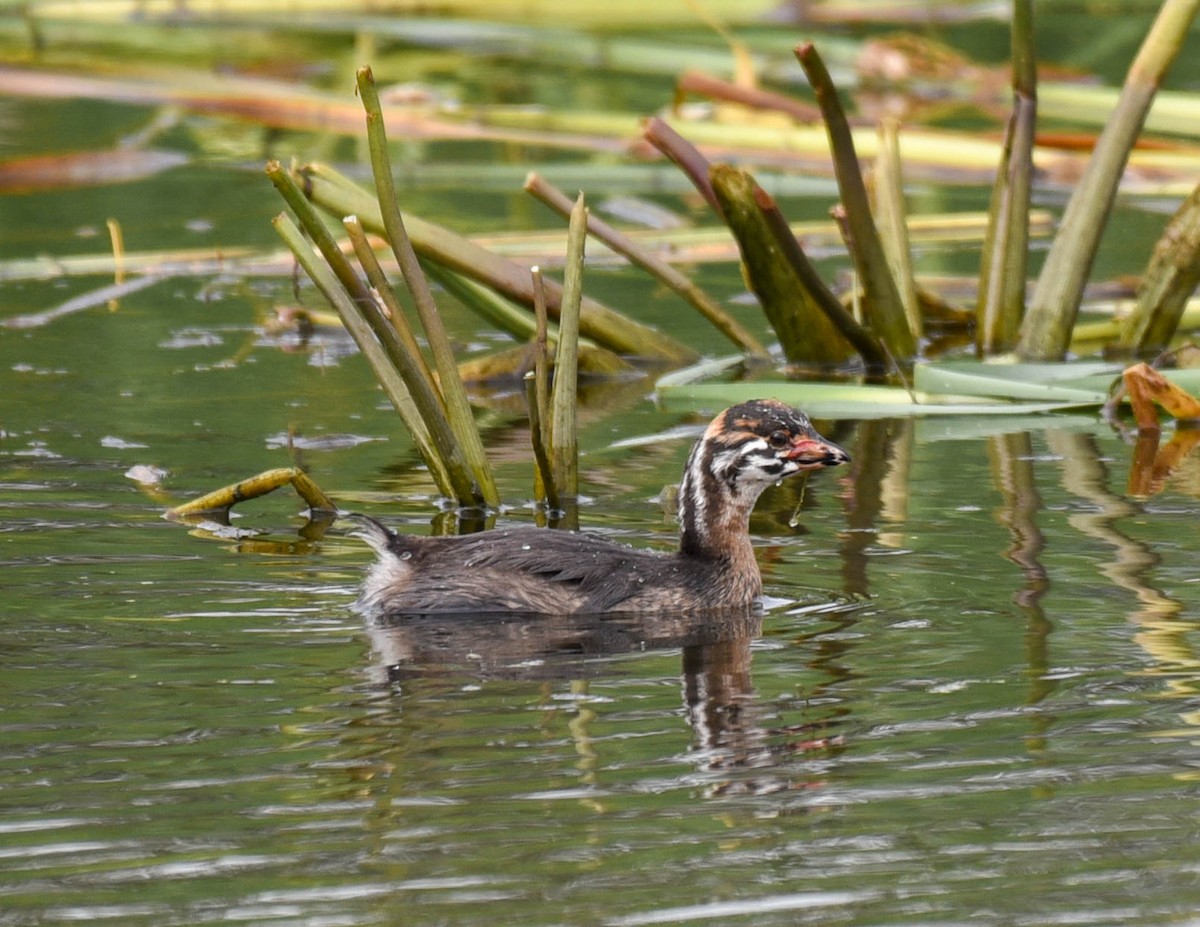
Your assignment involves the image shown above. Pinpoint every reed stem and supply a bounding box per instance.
[752,183,887,370]
[1117,181,1200,354]
[549,196,586,503]
[524,171,768,358]
[297,162,696,362]
[642,117,722,215]
[872,118,922,341]
[710,163,855,366]
[271,211,456,497]
[976,0,1035,356]
[1017,0,1199,361]
[356,65,499,507]
[795,42,917,360]
[532,267,552,436]
[267,162,478,503]
[342,216,434,387]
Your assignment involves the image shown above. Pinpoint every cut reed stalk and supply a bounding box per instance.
[532,267,551,437]
[872,118,922,341]
[1017,0,1199,361]
[427,264,630,377]
[549,195,586,503]
[342,215,434,387]
[1117,181,1200,354]
[357,65,499,507]
[167,466,336,519]
[709,163,856,366]
[975,0,1036,357]
[271,212,456,497]
[795,42,917,359]
[528,266,555,506]
[297,162,697,362]
[752,183,887,370]
[268,162,480,504]
[524,372,558,509]
[424,263,551,343]
[642,117,722,215]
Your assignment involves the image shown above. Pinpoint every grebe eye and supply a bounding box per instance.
[767,430,790,450]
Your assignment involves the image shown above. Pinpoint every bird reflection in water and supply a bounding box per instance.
[364,606,845,796]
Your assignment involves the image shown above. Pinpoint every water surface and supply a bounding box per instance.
[4,21,1200,923]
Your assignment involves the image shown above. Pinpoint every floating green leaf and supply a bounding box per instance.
[655,379,1102,420]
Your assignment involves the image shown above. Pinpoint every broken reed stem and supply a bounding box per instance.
[1117,181,1200,354]
[199,469,331,516]
[710,163,855,366]
[524,372,558,510]
[524,171,769,358]
[342,215,434,387]
[425,262,547,342]
[795,42,917,360]
[271,211,457,497]
[976,0,1035,356]
[532,266,552,451]
[1017,0,1199,361]
[297,162,696,362]
[356,65,499,508]
[752,184,887,369]
[872,118,922,341]
[267,160,375,308]
[642,117,722,215]
[675,69,822,123]
[523,266,557,506]
[167,466,337,519]
[549,195,586,503]
[267,160,476,502]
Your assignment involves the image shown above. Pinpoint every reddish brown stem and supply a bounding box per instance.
[675,70,822,123]
[642,117,721,216]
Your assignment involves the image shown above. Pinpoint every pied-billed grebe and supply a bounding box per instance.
[351,399,849,618]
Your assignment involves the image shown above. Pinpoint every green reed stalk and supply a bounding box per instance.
[342,216,435,388]
[524,373,558,510]
[1117,181,1200,354]
[549,196,586,503]
[267,161,478,503]
[1017,0,1199,361]
[752,183,887,370]
[356,65,499,507]
[271,211,456,498]
[795,42,917,360]
[527,267,556,506]
[976,0,1035,357]
[532,268,552,438]
[297,162,696,362]
[873,118,922,341]
[710,163,856,366]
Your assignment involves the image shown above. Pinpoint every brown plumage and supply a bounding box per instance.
[350,400,849,619]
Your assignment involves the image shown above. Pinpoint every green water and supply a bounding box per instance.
[6,274,1200,925]
[5,12,1200,925]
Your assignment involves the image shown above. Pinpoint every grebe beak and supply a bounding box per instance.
[784,434,851,469]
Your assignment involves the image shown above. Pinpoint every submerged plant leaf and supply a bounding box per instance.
[0,148,189,193]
